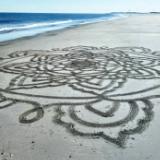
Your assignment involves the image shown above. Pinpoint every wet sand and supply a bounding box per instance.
[0,14,160,160]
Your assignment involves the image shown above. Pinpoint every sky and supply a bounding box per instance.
[0,0,160,13]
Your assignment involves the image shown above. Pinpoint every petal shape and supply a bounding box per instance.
[69,78,126,95]
[54,99,153,147]
[19,107,44,123]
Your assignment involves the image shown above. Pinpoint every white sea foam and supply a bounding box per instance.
[0,20,73,33]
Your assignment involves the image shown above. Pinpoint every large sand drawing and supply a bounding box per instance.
[0,46,160,147]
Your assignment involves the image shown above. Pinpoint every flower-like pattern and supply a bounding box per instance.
[0,46,160,147]
[1,48,127,92]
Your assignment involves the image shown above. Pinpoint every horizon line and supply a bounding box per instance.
[0,11,159,14]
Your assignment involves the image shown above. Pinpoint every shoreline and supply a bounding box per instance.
[0,12,128,44]
[1,14,160,56]
[0,13,157,46]
[0,15,128,46]
[0,21,97,46]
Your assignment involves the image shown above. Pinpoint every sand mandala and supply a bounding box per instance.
[0,46,160,147]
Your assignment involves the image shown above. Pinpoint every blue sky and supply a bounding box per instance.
[0,0,160,13]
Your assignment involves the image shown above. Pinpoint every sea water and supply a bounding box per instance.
[0,12,126,42]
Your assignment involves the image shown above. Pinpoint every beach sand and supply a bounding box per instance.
[0,14,160,160]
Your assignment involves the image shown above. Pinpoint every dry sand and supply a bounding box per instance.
[0,14,160,160]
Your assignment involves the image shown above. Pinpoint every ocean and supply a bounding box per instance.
[0,12,126,42]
